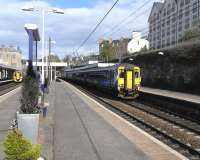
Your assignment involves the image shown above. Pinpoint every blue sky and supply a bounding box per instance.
[0,0,155,59]
[50,0,97,8]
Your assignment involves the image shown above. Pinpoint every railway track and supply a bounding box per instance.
[0,81,21,96]
[65,81,200,160]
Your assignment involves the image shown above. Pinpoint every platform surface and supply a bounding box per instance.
[53,81,186,160]
[141,87,200,104]
[0,87,21,159]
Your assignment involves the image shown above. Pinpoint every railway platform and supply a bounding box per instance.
[51,81,187,160]
[0,87,21,159]
[0,81,189,160]
[141,87,200,104]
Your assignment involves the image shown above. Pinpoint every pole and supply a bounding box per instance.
[175,0,178,45]
[198,0,200,26]
[28,30,33,64]
[42,9,45,86]
[45,42,48,78]
[36,41,38,70]
[49,37,51,81]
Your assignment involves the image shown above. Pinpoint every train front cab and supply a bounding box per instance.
[13,71,23,83]
[117,65,141,99]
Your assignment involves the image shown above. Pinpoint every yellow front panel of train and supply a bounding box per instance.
[126,71,133,90]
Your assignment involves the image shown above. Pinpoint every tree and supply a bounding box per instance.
[63,55,71,64]
[4,130,41,160]
[182,27,200,41]
[47,54,60,62]
[100,43,114,61]
[20,62,40,114]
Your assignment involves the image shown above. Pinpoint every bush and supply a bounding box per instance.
[20,62,40,114]
[3,130,41,160]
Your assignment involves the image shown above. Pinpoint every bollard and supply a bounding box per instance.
[42,107,47,118]
[42,102,49,118]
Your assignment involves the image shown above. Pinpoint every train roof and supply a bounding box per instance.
[65,63,116,72]
[64,63,138,73]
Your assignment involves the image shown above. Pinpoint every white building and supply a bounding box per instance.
[127,32,149,54]
[148,0,200,49]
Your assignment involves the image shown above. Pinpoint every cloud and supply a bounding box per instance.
[0,0,154,59]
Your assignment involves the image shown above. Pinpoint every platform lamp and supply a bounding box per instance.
[21,5,64,89]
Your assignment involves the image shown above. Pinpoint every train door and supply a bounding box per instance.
[118,67,125,91]
[134,67,141,87]
[126,70,133,90]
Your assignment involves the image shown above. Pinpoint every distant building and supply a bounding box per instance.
[127,31,149,54]
[99,38,131,59]
[148,0,200,49]
[0,45,22,69]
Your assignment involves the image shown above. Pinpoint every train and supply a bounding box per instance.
[13,71,23,82]
[63,63,141,99]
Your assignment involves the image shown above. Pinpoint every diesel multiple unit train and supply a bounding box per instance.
[13,71,23,82]
[63,63,141,99]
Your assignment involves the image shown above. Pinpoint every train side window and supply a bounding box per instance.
[119,71,125,78]
[135,72,139,78]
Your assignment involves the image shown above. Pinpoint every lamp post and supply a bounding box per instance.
[48,38,56,82]
[21,6,64,87]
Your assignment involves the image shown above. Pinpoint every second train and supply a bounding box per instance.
[63,63,141,99]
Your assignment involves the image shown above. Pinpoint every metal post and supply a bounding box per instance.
[41,9,45,87]
[175,0,178,45]
[49,37,51,81]
[55,66,56,80]
[36,41,38,70]
[198,0,200,26]
[28,30,33,64]
[51,66,53,81]
[45,42,48,78]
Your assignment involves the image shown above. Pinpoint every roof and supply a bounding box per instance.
[148,2,164,22]
[0,64,22,70]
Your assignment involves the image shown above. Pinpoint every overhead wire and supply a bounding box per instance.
[74,0,120,53]
[102,0,153,37]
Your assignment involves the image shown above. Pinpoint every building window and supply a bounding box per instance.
[163,9,166,17]
[167,38,170,46]
[185,18,190,24]
[185,23,190,29]
[180,0,184,7]
[193,14,198,20]
[178,25,183,32]
[184,7,189,16]
[185,0,190,5]
[172,29,176,34]
[193,2,197,13]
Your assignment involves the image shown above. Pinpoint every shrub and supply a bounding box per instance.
[3,130,41,160]
[20,62,40,114]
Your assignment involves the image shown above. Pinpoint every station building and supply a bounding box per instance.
[148,0,200,49]
[0,45,22,69]
[99,38,131,59]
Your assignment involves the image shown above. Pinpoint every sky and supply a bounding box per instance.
[0,0,155,59]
